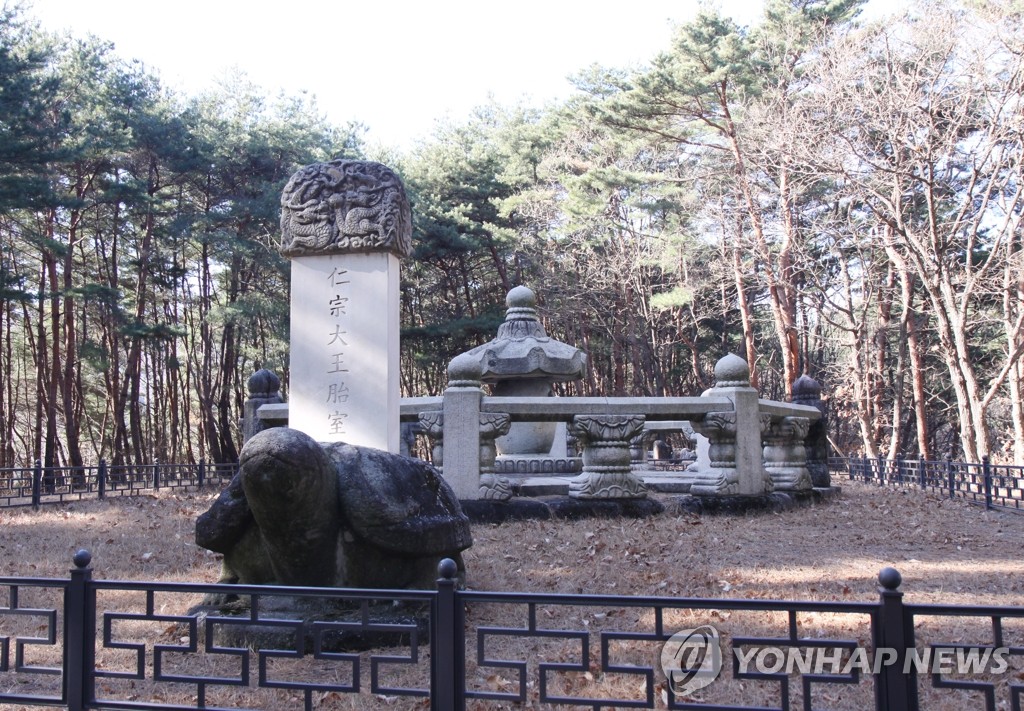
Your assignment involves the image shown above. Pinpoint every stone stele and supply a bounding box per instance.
[280,159,412,451]
[195,427,472,590]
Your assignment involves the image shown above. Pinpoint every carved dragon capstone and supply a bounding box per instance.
[279,159,412,258]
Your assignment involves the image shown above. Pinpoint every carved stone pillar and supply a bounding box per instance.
[763,416,812,492]
[688,411,740,496]
[280,159,412,452]
[418,411,444,468]
[440,354,484,499]
[568,415,647,499]
[478,413,513,500]
[689,354,772,496]
[242,369,284,444]
[792,374,830,487]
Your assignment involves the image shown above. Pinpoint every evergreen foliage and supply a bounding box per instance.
[0,0,1021,464]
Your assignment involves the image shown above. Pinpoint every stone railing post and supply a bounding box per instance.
[569,415,647,499]
[792,374,830,488]
[421,394,512,501]
[440,354,484,500]
[690,354,771,496]
[242,369,284,444]
[763,416,812,492]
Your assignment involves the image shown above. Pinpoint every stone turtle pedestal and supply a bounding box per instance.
[191,594,432,653]
[193,427,471,649]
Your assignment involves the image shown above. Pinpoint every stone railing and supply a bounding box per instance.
[251,352,824,502]
[398,353,822,502]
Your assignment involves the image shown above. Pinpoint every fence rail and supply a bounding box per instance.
[0,552,1021,710]
[0,461,238,509]
[832,455,1024,513]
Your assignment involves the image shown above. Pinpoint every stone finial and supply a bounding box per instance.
[792,374,822,403]
[247,369,281,397]
[279,159,412,258]
[447,352,483,388]
[714,354,751,388]
[466,286,586,382]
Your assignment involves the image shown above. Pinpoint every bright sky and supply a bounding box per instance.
[25,1,771,149]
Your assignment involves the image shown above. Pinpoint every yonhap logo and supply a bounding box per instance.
[659,623,1010,697]
[660,625,723,695]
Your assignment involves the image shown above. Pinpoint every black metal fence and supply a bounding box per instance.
[832,455,1024,512]
[0,461,238,510]
[1,552,1021,710]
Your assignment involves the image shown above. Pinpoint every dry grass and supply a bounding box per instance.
[0,480,1022,709]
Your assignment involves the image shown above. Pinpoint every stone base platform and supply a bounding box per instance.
[669,486,841,516]
[509,471,696,497]
[189,598,430,652]
[461,481,841,524]
[460,495,666,524]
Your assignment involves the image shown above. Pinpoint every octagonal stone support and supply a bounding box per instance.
[763,415,812,492]
[478,412,513,500]
[688,411,740,495]
[568,414,647,499]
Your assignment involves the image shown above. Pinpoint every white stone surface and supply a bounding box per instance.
[442,355,484,499]
[694,430,710,471]
[288,252,400,452]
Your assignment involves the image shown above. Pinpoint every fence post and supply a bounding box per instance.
[918,458,926,490]
[64,550,95,711]
[198,458,206,488]
[946,455,955,500]
[983,455,993,510]
[32,460,41,511]
[432,558,465,711]
[153,459,160,491]
[97,460,107,500]
[874,567,918,711]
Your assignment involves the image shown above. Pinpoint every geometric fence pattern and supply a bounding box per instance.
[835,455,1024,512]
[0,461,238,509]
[1,552,1022,710]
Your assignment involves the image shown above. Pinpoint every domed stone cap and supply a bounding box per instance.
[714,353,751,388]
[463,286,587,383]
[792,374,822,403]
[248,369,281,396]
[447,352,483,386]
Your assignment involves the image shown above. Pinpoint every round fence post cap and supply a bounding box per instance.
[877,566,902,590]
[72,549,92,569]
[437,558,459,580]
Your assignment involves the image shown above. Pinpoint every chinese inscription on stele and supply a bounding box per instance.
[279,159,412,258]
[325,265,351,437]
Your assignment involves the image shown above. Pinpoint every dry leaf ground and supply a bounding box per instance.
[0,479,1021,709]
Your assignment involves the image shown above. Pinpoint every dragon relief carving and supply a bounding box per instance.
[280,160,412,258]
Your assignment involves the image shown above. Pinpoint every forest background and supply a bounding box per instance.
[0,0,1022,469]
